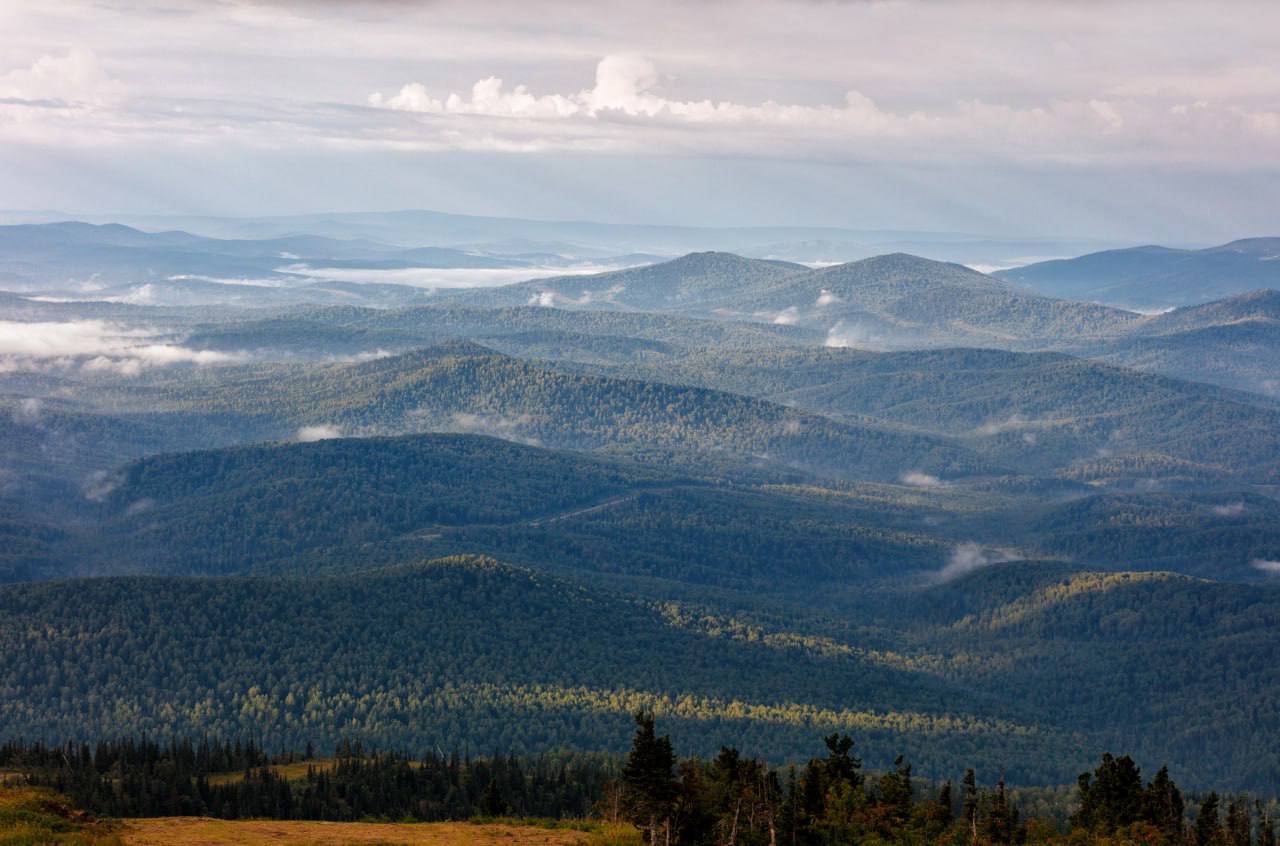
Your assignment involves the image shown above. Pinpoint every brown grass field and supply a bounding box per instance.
[118,818,617,846]
[204,759,337,786]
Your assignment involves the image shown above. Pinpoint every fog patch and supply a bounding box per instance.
[1211,502,1246,517]
[932,542,1018,583]
[296,424,343,442]
[772,306,800,326]
[0,319,244,375]
[901,470,946,488]
[125,497,155,516]
[449,412,542,446]
[13,398,43,424]
[83,470,122,502]
[285,263,628,291]
[1252,559,1280,575]
[816,289,842,306]
[975,414,1035,436]
[528,284,624,308]
[824,320,889,351]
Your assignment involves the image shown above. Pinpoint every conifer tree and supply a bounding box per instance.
[1199,793,1223,846]
[622,710,679,846]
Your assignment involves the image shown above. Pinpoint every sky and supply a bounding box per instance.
[1,0,1278,242]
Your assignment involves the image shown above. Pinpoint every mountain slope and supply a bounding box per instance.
[156,343,997,484]
[85,433,681,576]
[4,556,1280,788]
[0,555,1050,780]
[454,251,805,312]
[730,254,1141,345]
[998,238,1280,309]
[576,346,1280,484]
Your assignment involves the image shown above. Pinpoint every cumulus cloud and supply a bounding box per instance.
[901,471,946,488]
[365,53,1280,165]
[0,48,124,106]
[1252,559,1280,575]
[0,320,242,376]
[296,424,343,442]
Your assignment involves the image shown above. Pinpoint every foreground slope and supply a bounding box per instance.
[4,555,1280,788]
[0,555,1049,780]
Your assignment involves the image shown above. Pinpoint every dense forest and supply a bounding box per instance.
[3,555,1280,789]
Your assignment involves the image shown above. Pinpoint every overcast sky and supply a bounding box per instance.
[1,0,1277,242]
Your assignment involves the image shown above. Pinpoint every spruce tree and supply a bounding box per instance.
[1199,793,1223,846]
[621,710,679,846]
[1143,765,1186,842]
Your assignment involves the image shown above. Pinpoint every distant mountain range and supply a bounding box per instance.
[455,251,1144,346]
[998,238,1280,309]
[0,221,622,306]
[0,209,1126,267]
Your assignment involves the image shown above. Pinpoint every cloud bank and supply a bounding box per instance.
[0,320,242,375]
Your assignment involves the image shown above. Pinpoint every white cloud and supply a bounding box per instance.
[772,306,800,326]
[932,542,1017,583]
[13,397,43,424]
[363,53,1280,166]
[825,320,889,350]
[975,414,1042,436]
[0,320,242,374]
[815,289,841,306]
[284,264,627,290]
[1211,502,1246,517]
[1252,559,1280,575]
[901,471,945,488]
[125,497,155,516]
[448,411,541,445]
[296,424,343,442]
[82,469,121,502]
[525,283,626,308]
[0,47,123,106]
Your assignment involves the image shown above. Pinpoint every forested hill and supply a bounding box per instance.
[730,253,1140,343]
[0,554,1050,782]
[452,252,1143,345]
[455,251,807,312]
[997,238,1280,309]
[155,344,997,484]
[85,433,684,576]
[590,345,1280,484]
[4,554,1280,789]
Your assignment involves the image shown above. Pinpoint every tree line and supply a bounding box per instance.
[3,716,1277,846]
